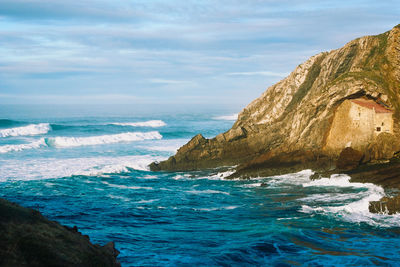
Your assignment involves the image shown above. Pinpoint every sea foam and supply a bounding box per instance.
[0,155,165,181]
[297,173,398,227]
[0,123,51,137]
[111,120,166,127]
[45,131,162,148]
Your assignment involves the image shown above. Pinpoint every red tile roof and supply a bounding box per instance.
[351,99,393,113]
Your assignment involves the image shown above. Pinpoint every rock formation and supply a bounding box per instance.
[0,198,120,266]
[150,24,400,178]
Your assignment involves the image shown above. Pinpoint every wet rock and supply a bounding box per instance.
[336,147,363,170]
[369,195,400,215]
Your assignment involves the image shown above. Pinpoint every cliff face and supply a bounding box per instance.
[150,25,400,177]
[0,198,120,267]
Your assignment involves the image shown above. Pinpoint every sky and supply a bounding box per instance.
[0,0,398,107]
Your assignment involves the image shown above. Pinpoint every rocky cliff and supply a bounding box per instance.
[0,198,120,266]
[150,24,400,178]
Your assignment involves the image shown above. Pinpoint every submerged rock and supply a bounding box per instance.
[0,198,120,267]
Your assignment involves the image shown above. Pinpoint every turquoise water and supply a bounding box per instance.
[1,105,400,266]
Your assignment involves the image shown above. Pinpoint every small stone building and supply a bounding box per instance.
[324,98,393,153]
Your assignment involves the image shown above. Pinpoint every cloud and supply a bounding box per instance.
[0,0,398,105]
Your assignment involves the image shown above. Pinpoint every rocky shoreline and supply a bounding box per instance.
[0,198,120,266]
[150,25,400,215]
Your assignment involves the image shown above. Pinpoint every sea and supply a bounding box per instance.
[1,104,400,266]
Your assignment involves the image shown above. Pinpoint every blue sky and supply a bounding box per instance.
[0,0,398,107]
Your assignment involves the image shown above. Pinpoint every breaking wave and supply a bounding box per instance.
[0,123,51,137]
[0,138,46,153]
[111,120,166,127]
[213,114,238,120]
[297,174,397,227]
[45,131,162,148]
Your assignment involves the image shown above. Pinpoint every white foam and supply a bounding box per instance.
[0,138,46,153]
[297,173,400,227]
[101,181,153,190]
[140,175,159,180]
[303,174,370,188]
[0,123,51,137]
[172,174,192,180]
[45,131,162,148]
[111,120,166,127]
[300,192,364,203]
[0,155,164,181]
[135,199,159,204]
[213,114,238,121]
[265,169,314,186]
[171,169,236,181]
[185,189,230,195]
[239,183,263,188]
[194,206,239,211]
[107,194,131,202]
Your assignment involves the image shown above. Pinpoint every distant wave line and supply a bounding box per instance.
[213,114,238,121]
[110,120,166,127]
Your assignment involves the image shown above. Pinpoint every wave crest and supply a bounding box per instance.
[0,138,46,153]
[0,123,51,137]
[45,131,162,148]
[213,114,238,121]
[111,120,166,127]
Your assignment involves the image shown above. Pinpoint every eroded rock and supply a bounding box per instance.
[336,147,363,170]
[150,25,400,178]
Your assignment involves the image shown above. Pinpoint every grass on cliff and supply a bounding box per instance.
[284,53,327,114]
[334,43,358,79]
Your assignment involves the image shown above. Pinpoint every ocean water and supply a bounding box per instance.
[1,104,400,266]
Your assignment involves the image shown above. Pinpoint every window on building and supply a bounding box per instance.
[382,122,384,126]
[376,127,381,132]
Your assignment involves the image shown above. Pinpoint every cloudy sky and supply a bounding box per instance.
[0,0,398,107]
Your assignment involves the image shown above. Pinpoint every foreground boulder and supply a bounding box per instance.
[0,198,120,267]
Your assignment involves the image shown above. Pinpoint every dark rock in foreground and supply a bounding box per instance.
[0,198,120,267]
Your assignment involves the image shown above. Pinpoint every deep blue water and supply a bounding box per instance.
[1,105,400,266]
